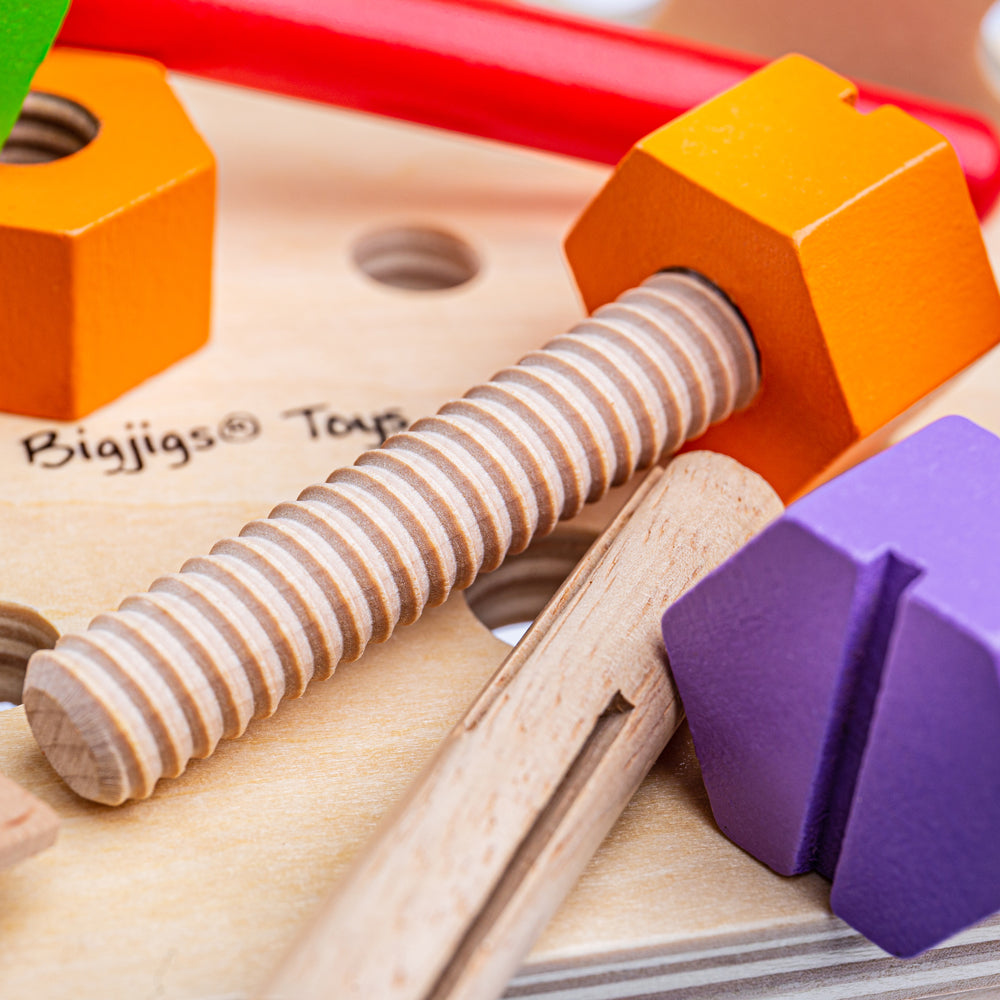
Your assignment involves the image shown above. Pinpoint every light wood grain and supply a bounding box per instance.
[0,770,57,870]
[265,452,782,1000]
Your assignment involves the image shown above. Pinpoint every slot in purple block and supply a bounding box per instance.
[662,416,1000,957]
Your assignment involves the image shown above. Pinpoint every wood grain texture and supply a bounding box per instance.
[0,771,58,870]
[0,72,998,999]
[23,271,758,806]
[265,453,782,1000]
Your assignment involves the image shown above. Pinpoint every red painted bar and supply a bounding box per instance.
[58,0,1000,217]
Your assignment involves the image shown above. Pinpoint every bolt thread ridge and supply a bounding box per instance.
[23,271,758,804]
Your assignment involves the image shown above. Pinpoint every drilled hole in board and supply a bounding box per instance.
[0,604,59,709]
[352,226,480,291]
[0,91,100,164]
[464,528,598,646]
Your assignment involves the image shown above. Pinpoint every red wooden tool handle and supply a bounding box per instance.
[58,0,1000,217]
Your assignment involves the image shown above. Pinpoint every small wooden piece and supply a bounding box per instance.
[0,770,57,870]
[263,451,782,1000]
[567,55,1000,499]
[23,270,759,804]
[662,416,1000,957]
[0,48,215,419]
[0,0,68,145]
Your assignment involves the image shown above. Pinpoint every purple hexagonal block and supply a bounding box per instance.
[662,416,1000,958]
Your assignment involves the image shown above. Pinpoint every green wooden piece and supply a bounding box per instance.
[0,0,71,148]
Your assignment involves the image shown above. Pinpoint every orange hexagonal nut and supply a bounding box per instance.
[565,55,1000,500]
[0,47,214,419]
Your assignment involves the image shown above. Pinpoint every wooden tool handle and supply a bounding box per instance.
[262,451,782,1000]
[24,271,758,805]
[0,771,58,870]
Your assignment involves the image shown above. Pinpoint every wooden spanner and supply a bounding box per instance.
[263,450,782,1000]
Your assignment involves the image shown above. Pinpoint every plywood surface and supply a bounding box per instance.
[1,73,1000,998]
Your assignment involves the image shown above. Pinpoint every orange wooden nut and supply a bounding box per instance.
[565,54,1000,500]
[0,48,215,420]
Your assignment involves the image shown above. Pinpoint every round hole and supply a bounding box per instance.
[352,226,479,291]
[0,91,100,165]
[464,529,598,646]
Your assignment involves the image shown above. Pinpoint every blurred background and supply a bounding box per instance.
[523,0,1000,120]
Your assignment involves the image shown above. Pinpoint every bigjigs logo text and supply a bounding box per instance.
[19,404,409,475]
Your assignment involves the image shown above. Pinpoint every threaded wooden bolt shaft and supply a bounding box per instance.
[23,270,759,804]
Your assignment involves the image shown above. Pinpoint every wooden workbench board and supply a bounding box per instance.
[1,75,999,999]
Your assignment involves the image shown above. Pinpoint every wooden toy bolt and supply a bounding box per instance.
[0,771,57,872]
[0,48,215,419]
[566,55,1000,497]
[22,56,1000,806]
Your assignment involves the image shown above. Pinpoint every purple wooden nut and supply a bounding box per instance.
[661,416,1000,958]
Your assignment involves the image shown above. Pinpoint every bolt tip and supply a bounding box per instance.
[23,659,134,806]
